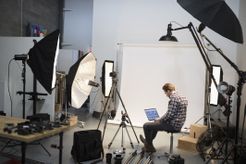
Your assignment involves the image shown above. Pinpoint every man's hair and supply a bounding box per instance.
[162,83,176,92]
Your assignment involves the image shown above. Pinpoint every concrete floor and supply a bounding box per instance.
[0,109,234,164]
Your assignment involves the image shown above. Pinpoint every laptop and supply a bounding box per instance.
[144,108,160,121]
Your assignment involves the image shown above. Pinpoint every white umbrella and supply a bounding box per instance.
[66,52,96,109]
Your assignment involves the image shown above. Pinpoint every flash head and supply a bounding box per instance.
[217,81,235,96]
[109,72,117,78]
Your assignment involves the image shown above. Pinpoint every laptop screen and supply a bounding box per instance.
[144,108,159,121]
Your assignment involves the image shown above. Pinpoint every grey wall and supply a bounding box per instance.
[0,0,61,36]
[62,0,93,52]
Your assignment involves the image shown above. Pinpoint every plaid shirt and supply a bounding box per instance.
[160,91,188,131]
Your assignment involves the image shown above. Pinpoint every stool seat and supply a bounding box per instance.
[166,129,180,133]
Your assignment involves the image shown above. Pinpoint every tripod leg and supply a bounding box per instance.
[205,140,224,164]
[102,114,109,142]
[121,126,124,149]
[97,88,113,130]
[108,124,122,149]
[222,146,234,164]
[124,126,134,149]
[97,81,116,145]
[116,88,140,144]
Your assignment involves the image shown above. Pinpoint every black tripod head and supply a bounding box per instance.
[110,71,119,84]
[121,111,129,123]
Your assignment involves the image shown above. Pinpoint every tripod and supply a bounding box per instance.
[97,73,139,149]
[108,111,134,150]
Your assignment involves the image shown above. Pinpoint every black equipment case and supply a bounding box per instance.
[71,129,103,162]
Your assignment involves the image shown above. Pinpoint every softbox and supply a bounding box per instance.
[27,30,60,94]
[209,65,223,106]
[101,60,114,97]
[67,52,96,109]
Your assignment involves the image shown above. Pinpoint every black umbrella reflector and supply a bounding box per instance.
[27,30,60,94]
[67,52,97,109]
[177,0,243,43]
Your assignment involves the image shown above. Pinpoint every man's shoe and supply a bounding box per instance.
[139,134,146,144]
[145,144,156,153]
[139,134,156,152]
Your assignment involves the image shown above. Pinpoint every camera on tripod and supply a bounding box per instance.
[99,60,139,150]
[121,111,129,123]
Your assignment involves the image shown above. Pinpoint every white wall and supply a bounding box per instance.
[91,0,242,126]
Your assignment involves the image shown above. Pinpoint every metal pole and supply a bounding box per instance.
[22,60,26,119]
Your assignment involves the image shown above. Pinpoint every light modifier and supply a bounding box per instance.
[218,81,235,96]
[209,65,223,106]
[177,0,243,43]
[27,30,60,94]
[101,60,114,97]
[159,23,178,42]
[66,52,96,109]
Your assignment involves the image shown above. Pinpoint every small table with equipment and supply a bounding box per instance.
[0,116,74,164]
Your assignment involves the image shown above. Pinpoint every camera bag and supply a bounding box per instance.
[71,129,103,162]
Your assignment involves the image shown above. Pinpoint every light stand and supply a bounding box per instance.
[170,22,245,163]
[201,34,246,163]
[14,55,28,118]
[169,22,218,128]
[31,75,48,115]
[176,1,243,163]
[27,39,48,115]
[168,22,226,162]
[97,72,140,149]
[21,60,26,119]
[12,30,60,163]
[240,105,246,148]
[205,84,235,163]
[16,41,48,118]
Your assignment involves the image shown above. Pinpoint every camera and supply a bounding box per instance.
[113,149,125,164]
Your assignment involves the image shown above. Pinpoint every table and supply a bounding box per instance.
[0,116,74,164]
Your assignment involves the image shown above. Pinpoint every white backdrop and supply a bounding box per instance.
[108,43,206,128]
